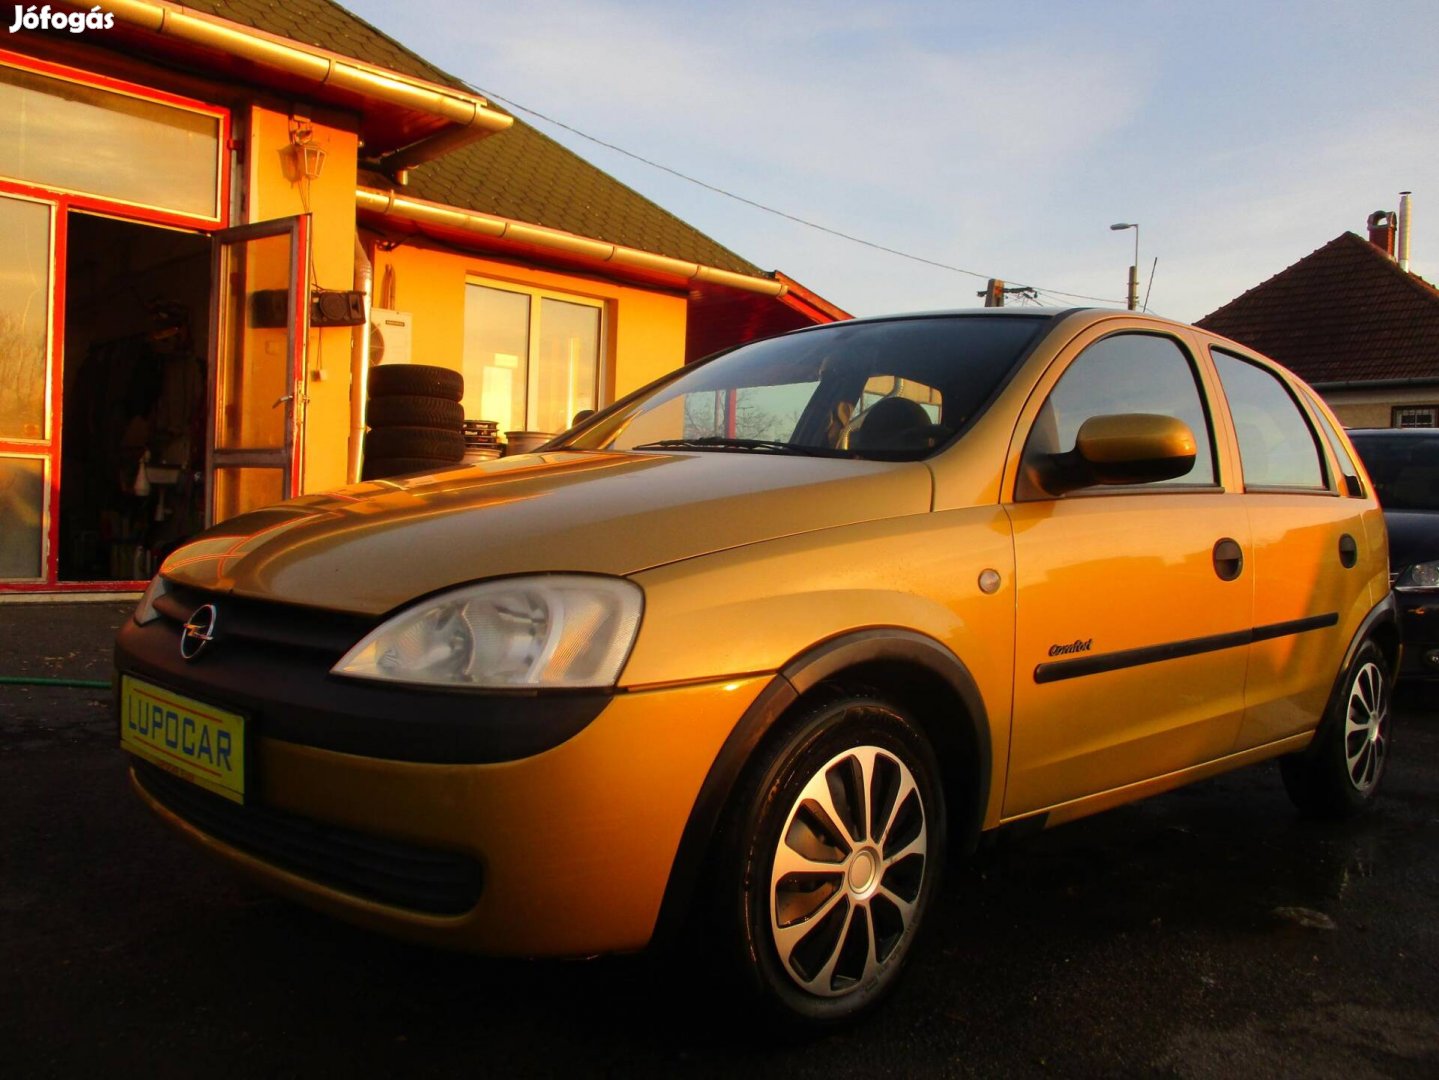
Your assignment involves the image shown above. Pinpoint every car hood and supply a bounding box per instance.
[1383,509,1439,572]
[161,450,934,616]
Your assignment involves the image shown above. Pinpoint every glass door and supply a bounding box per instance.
[207,216,309,524]
[0,192,56,582]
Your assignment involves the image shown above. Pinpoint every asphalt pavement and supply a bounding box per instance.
[2,600,1437,1078]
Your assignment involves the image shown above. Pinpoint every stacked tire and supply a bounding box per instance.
[363,364,466,480]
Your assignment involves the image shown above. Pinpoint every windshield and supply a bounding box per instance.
[1349,432,1439,511]
[558,315,1048,460]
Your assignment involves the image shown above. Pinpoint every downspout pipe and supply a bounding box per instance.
[348,235,374,484]
[104,0,512,169]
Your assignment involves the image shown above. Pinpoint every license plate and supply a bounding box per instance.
[120,676,246,804]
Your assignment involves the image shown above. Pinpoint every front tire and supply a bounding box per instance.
[1281,640,1392,817]
[721,690,945,1026]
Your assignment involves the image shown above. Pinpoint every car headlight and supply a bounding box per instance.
[1395,561,1439,591]
[133,574,170,626]
[332,575,643,689]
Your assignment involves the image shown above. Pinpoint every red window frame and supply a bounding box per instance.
[0,47,231,228]
[0,50,231,592]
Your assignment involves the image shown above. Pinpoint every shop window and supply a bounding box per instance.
[462,282,603,435]
[0,455,44,580]
[0,194,50,442]
[1393,406,1439,429]
[0,62,221,221]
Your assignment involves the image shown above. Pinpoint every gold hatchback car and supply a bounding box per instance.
[117,308,1397,1024]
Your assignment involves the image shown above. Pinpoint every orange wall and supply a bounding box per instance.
[246,110,688,494]
[246,104,359,496]
[370,238,688,410]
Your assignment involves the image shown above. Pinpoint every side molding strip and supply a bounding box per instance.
[1033,613,1339,685]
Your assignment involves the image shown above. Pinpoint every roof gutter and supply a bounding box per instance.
[105,0,512,171]
[356,187,788,298]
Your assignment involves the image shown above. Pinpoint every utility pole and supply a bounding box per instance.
[977,280,1039,307]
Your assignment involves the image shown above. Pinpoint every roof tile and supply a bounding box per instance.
[1197,232,1439,385]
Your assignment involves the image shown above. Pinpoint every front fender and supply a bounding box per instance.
[649,627,994,950]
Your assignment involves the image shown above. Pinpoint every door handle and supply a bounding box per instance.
[1339,534,1359,569]
[273,394,293,409]
[1213,538,1244,581]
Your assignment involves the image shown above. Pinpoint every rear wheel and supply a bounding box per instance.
[720,690,945,1026]
[1281,640,1392,817]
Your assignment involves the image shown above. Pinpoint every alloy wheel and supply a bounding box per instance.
[767,743,928,997]
[1343,659,1389,793]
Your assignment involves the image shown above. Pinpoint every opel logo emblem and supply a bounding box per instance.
[180,604,219,661]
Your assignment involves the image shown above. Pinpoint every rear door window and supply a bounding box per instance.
[1212,349,1327,491]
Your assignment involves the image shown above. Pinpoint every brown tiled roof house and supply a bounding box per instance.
[1198,223,1439,428]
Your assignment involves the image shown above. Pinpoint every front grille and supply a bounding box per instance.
[155,584,374,661]
[133,760,483,916]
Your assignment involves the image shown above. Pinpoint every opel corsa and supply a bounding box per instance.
[117,309,1398,1025]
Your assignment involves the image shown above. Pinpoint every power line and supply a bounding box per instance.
[462,80,1126,307]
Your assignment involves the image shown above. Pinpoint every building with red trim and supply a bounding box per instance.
[0,0,847,594]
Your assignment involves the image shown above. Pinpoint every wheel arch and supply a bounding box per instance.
[1355,593,1401,681]
[1296,592,1401,768]
[1280,593,1399,816]
[649,628,991,950]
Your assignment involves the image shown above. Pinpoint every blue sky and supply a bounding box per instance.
[345,0,1437,323]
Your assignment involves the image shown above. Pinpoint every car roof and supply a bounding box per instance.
[785,306,1203,335]
[1347,428,1439,437]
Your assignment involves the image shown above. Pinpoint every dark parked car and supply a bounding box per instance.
[1349,428,1439,678]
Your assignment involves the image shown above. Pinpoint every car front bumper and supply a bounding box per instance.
[1396,590,1439,679]
[116,609,767,957]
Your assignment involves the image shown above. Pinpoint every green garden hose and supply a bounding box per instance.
[0,676,111,689]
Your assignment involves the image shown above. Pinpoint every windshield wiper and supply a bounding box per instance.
[632,436,825,455]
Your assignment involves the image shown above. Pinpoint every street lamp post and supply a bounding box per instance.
[1110,222,1139,310]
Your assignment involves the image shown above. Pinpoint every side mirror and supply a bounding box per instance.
[1041,413,1197,495]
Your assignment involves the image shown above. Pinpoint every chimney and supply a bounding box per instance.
[1367,210,1397,257]
[1397,191,1413,272]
